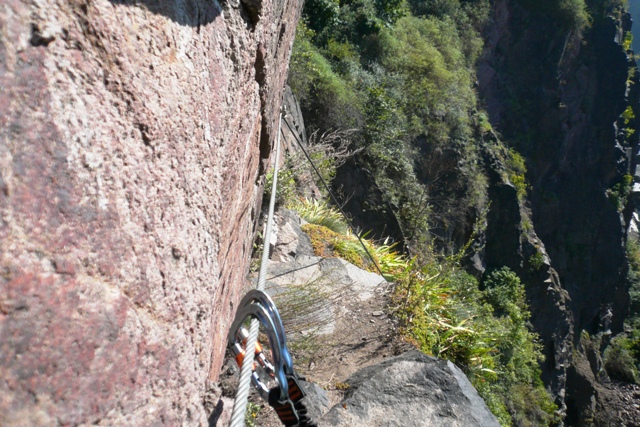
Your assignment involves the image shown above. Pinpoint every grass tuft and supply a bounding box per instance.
[293,198,348,234]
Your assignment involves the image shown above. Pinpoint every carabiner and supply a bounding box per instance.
[228,297,289,401]
[235,290,294,374]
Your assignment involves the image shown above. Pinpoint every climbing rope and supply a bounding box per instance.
[281,114,385,277]
[229,113,283,427]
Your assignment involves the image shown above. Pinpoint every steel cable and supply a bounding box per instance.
[281,115,384,277]
[229,113,283,427]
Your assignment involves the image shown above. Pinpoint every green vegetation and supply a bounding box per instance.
[294,198,348,234]
[294,202,558,425]
[610,238,640,384]
[518,0,590,32]
[297,198,408,280]
[623,31,634,51]
[265,167,297,207]
[557,0,590,31]
[606,173,633,212]
[285,0,600,423]
[506,149,530,201]
[394,264,558,425]
[290,0,494,253]
[628,239,640,334]
[604,335,638,383]
[622,105,637,139]
[623,106,635,124]
[245,401,261,427]
[528,250,545,271]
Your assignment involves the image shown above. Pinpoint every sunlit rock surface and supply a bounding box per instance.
[0,0,301,424]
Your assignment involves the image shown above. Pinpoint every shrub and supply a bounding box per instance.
[506,148,529,201]
[483,267,527,316]
[627,238,640,335]
[288,23,362,133]
[264,167,297,208]
[606,173,633,212]
[622,106,635,124]
[558,0,590,31]
[519,0,590,31]
[395,264,558,426]
[623,32,633,51]
[604,335,639,383]
[528,250,545,271]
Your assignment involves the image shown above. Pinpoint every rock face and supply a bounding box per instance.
[333,159,405,245]
[475,134,574,412]
[270,209,315,262]
[477,0,639,422]
[0,0,301,424]
[320,351,500,427]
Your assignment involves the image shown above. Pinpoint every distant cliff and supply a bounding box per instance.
[478,0,639,423]
[0,0,301,424]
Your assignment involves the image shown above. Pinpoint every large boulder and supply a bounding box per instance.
[0,0,302,424]
[320,351,500,427]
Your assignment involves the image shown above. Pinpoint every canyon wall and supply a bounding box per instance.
[478,0,638,422]
[0,0,301,424]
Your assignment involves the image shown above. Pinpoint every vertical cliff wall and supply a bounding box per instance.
[478,0,639,422]
[0,0,301,424]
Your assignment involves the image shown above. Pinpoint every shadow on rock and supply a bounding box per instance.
[109,0,221,26]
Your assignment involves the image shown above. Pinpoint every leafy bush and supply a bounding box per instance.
[604,334,639,383]
[288,23,363,132]
[290,0,493,257]
[506,148,529,201]
[264,167,297,207]
[558,0,590,31]
[606,173,633,212]
[622,106,635,124]
[628,239,640,327]
[518,0,590,31]
[528,250,545,271]
[484,267,528,317]
[624,238,640,371]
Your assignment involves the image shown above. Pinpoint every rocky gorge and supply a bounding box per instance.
[477,0,639,423]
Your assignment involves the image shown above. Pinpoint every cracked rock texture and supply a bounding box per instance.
[0,0,301,424]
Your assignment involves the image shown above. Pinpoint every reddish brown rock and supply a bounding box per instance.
[0,0,301,424]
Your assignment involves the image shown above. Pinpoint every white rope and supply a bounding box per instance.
[229,113,283,427]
